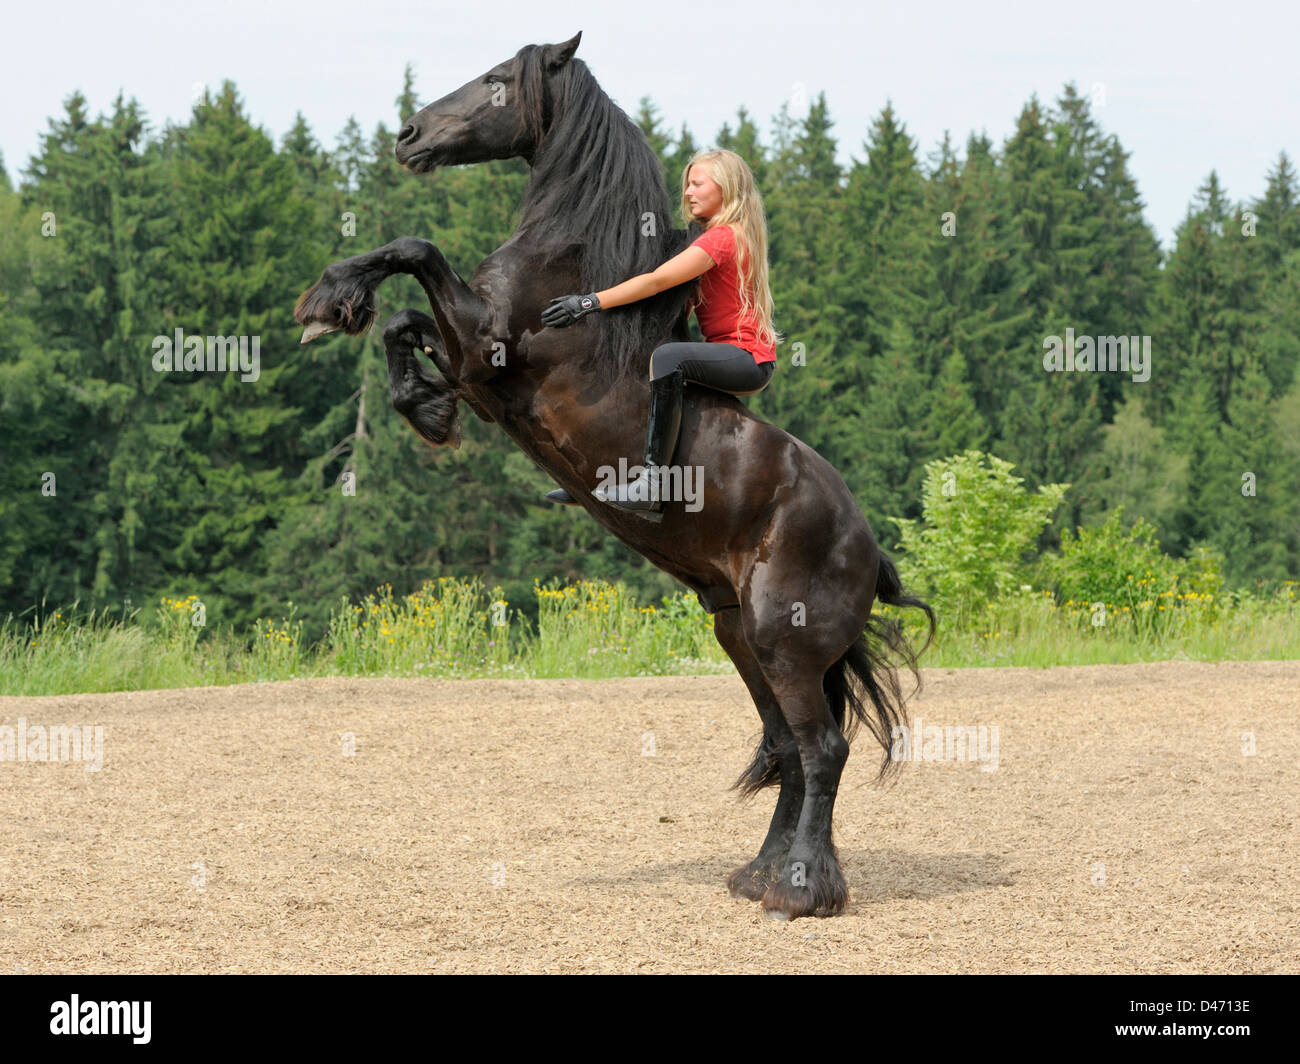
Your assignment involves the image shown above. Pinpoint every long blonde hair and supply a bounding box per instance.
[681,149,782,348]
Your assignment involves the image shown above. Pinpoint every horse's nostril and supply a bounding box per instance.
[397,124,417,145]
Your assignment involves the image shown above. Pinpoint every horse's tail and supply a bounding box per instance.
[824,551,936,782]
[733,551,936,797]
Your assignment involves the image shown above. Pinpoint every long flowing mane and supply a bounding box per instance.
[513,47,696,385]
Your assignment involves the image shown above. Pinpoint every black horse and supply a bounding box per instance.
[295,32,935,920]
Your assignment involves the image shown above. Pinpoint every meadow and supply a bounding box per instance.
[2,571,1294,696]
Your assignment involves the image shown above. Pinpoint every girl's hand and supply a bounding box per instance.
[542,292,601,328]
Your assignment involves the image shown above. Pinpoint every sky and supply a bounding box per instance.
[3,0,1297,251]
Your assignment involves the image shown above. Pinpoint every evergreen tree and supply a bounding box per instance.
[755,95,847,476]
[128,82,327,627]
[1086,393,1188,548]
[16,92,171,614]
[1248,153,1300,398]
[1185,355,1291,585]
[715,106,767,187]
[930,131,1032,444]
[996,88,1158,529]
[0,174,66,606]
[824,102,942,526]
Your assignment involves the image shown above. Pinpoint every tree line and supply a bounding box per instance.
[1,70,1296,638]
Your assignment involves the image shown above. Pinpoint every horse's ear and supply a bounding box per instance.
[544,31,582,70]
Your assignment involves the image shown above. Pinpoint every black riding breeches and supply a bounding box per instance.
[649,342,774,395]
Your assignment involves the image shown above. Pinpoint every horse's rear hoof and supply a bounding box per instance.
[761,864,848,921]
[727,863,777,901]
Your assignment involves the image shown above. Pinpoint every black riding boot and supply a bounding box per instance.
[545,488,580,505]
[594,371,684,513]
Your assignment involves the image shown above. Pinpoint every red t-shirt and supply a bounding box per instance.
[689,225,777,363]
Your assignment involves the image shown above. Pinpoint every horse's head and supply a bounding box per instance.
[395,32,582,171]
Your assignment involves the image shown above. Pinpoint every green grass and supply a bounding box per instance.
[1,578,1295,696]
[881,582,1298,668]
[0,578,734,696]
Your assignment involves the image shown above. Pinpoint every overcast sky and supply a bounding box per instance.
[3,0,1296,251]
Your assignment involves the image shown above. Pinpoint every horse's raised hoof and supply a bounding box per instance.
[760,855,849,920]
[300,321,341,344]
[294,262,379,341]
[726,860,781,901]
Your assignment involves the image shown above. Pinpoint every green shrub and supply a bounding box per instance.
[1038,508,1223,635]
[892,450,1068,623]
[1039,507,1180,604]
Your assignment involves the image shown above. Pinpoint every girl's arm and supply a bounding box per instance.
[542,245,716,328]
[595,245,715,308]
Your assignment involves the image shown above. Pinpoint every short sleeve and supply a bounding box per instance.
[691,224,736,269]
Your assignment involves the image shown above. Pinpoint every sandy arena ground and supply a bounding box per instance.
[1,661,1296,973]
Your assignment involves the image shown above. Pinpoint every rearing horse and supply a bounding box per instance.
[295,31,935,920]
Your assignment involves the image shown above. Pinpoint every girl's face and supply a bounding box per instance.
[686,165,724,222]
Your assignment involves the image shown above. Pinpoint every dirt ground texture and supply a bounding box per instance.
[1,661,1296,974]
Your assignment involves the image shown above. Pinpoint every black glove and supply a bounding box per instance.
[542,292,601,328]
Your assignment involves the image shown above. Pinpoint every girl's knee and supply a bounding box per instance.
[650,344,683,380]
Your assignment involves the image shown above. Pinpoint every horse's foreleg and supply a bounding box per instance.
[295,237,495,383]
[382,310,463,449]
[295,252,390,339]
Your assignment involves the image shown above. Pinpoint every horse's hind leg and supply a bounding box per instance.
[735,583,860,919]
[757,666,852,920]
[382,309,462,449]
[713,608,804,901]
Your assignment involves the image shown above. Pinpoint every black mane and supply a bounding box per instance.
[513,47,696,386]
